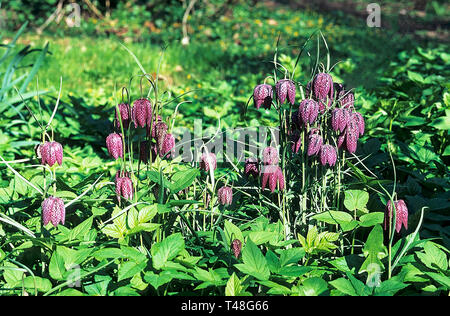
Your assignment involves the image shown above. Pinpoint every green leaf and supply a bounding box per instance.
[235,238,270,280]
[359,225,387,274]
[151,233,185,270]
[417,242,448,271]
[224,220,244,247]
[67,217,93,241]
[424,272,450,289]
[344,190,369,212]
[374,279,409,296]
[118,260,147,282]
[297,277,328,296]
[170,168,200,193]
[225,273,242,296]
[359,212,384,227]
[329,277,358,296]
[49,251,66,281]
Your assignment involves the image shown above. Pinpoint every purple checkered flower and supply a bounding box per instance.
[106,133,123,160]
[313,72,334,113]
[384,199,408,233]
[42,196,65,227]
[320,144,337,167]
[132,98,152,128]
[40,141,63,167]
[200,152,217,172]
[261,165,285,193]
[115,103,131,130]
[218,186,233,206]
[253,84,273,109]
[307,132,323,156]
[276,79,296,105]
[244,157,259,178]
[299,99,319,125]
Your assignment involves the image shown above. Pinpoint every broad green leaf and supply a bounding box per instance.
[225,273,242,296]
[344,190,369,212]
[170,168,200,193]
[297,277,328,296]
[329,278,357,296]
[359,212,384,227]
[151,233,185,270]
[118,260,147,282]
[235,238,270,281]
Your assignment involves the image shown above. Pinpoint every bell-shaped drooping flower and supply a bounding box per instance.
[299,99,319,125]
[337,133,346,149]
[200,152,217,172]
[351,112,365,136]
[339,89,355,109]
[218,186,233,206]
[291,130,302,154]
[160,133,175,159]
[154,121,168,153]
[331,108,351,133]
[106,132,123,160]
[115,103,131,130]
[276,79,296,105]
[42,196,65,227]
[313,72,334,112]
[262,146,279,165]
[253,84,273,109]
[307,131,323,156]
[384,199,408,233]
[244,157,259,178]
[320,144,337,167]
[231,239,242,259]
[261,165,285,193]
[132,98,152,128]
[40,141,63,167]
[115,171,133,203]
[345,120,359,154]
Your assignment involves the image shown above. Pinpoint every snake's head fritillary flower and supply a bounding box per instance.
[351,112,365,137]
[331,108,351,133]
[231,239,242,259]
[42,196,65,227]
[217,186,233,206]
[384,199,409,233]
[115,103,131,130]
[132,98,152,128]
[115,173,133,203]
[160,133,175,159]
[262,146,279,165]
[40,141,63,167]
[106,133,123,160]
[307,132,323,156]
[154,121,168,153]
[345,120,359,154]
[299,99,319,125]
[261,165,285,193]
[244,157,259,178]
[276,79,296,105]
[313,72,334,112]
[253,84,273,110]
[339,89,355,110]
[200,152,217,172]
[320,144,337,167]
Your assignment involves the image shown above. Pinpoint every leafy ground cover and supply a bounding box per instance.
[0,0,448,296]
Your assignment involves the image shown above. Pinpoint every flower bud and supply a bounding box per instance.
[106,133,123,160]
[291,130,302,154]
[115,103,131,130]
[42,196,65,227]
[384,199,408,233]
[200,152,217,172]
[40,141,63,167]
[276,79,296,105]
[262,146,279,165]
[299,99,319,125]
[244,157,259,178]
[253,84,273,109]
[132,98,152,128]
[320,144,337,167]
[231,239,242,259]
[218,186,233,206]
